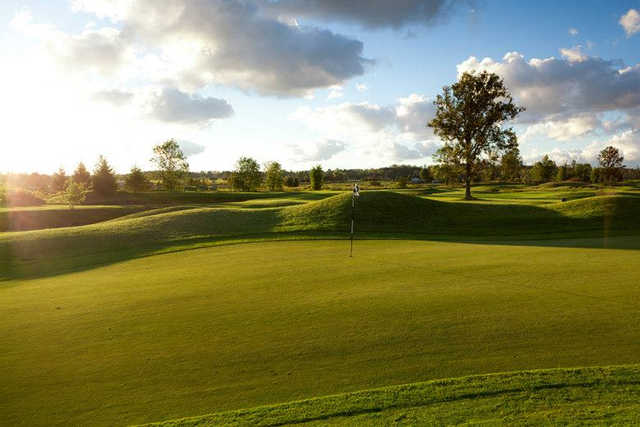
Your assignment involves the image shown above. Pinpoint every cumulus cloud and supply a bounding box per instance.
[92,89,134,106]
[262,0,473,30]
[391,141,440,160]
[356,83,369,92]
[521,114,601,142]
[290,139,346,161]
[145,87,233,124]
[620,9,640,37]
[327,85,344,100]
[457,51,640,121]
[71,0,372,96]
[568,27,579,36]
[178,140,206,157]
[559,45,587,63]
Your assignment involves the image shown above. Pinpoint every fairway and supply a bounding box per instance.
[2,238,640,426]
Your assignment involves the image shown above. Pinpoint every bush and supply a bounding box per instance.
[368,180,381,187]
[397,176,408,189]
[310,165,324,190]
[284,176,299,187]
[4,190,45,207]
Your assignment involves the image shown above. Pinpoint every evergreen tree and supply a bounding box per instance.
[72,162,91,187]
[125,166,151,193]
[92,155,118,196]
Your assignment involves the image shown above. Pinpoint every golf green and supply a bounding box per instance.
[2,238,640,426]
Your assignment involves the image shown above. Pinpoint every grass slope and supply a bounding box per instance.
[2,239,640,426]
[143,365,640,426]
[0,205,146,232]
[3,191,640,279]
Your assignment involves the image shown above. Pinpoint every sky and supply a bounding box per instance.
[1,0,640,174]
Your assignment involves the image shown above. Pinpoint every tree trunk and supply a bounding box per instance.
[464,163,472,200]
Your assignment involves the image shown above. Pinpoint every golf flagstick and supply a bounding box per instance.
[350,183,360,257]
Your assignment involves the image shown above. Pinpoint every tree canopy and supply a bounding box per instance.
[151,139,189,191]
[231,157,262,192]
[92,156,118,196]
[428,71,524,199]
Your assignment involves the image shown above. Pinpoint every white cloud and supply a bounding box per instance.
[178,140,206,157]
[457,51,640,120]
[144,88,233,125]
[327,85,344,100]
[290,139,346,162]
[560,45,587,63]
[356,83,369,92]
[92,89,134,106]
[620,9,640,37]
[521,114,601,142]
[69,0,372,96]
[391,141,440,160]
[568,27,579,36]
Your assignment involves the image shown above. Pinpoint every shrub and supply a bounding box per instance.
[284,176,299,187]
[397,176,408,189]
[5,190,45,207]
[310,165,324,190]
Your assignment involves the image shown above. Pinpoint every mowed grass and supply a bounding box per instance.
[2,239,640,426]
[144,365,640,426]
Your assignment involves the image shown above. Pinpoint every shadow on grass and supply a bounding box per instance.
[2,192,640,282]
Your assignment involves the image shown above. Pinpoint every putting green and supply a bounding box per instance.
[2,238,640,426]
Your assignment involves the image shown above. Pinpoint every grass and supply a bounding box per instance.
[0,204,146,231]
[141,365,640,426]
[3,190,640,280]
[3,186,640,425]
[3,239,640,426]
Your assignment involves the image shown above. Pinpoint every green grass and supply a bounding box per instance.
[3,191,640,279]
[0,204,146,231]
[3,187,640,425]
[142,365,640,426]
[3,239,640,426]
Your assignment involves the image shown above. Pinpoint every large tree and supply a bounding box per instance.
[230,157,261,191]
[151,139,189,191]
[264,161,284,191]
[428,71,524,199]
[598,146,624,184]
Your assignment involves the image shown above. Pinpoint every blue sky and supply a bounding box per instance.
[2,0,640,173]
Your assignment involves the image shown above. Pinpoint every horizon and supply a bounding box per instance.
[2,0,640,174]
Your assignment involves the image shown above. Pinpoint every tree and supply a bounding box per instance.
[419,167,433,183]
[309,165,324,190]
[51,167,67,193]
[500,148,522,181]
[397,176,408,189]
[72,162,91,187]
[556,164,568,182]
[598,146,624,184]
[531,155,557,183]
[428,71,524,199]
[230,157,261,191]
[151,139,189,191]
[574,163,592,182]
[125,166,151,193]
[284,175,299,187]
[264,161,284,191]
[63,181,88,209]
[92,155,118,196]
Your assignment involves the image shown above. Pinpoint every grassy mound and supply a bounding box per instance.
[0,205,145,232]
[142,365,640,426]
[2,191,640,279]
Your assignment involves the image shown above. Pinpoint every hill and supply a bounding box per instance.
[3,191,640,279]
[142,365,640,426]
